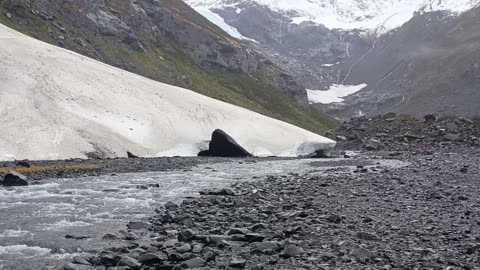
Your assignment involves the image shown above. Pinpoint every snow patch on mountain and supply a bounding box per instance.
[307,84,368,104]
[0,23,334,160]
[191,6,256,41]
[185,0,479,31]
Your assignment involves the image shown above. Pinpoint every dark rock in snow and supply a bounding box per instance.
[198,129,252,157]
[2,170,28,186]
[127,151,139,158]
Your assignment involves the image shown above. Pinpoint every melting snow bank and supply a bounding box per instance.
[0,23,335,160]
[307,84,368,104]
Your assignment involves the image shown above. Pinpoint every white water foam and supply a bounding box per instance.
[0,245,51,257]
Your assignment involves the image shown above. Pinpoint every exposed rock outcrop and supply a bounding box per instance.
[198,129,252,157]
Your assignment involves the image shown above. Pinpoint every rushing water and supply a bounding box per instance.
[0,157,405,269]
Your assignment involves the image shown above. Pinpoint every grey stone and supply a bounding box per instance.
[281,245,302,258]
[117,256,141,269]
[181,257,206,268]
[3,170,28,186]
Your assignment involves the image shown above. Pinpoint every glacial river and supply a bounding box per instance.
[0,157,405,269]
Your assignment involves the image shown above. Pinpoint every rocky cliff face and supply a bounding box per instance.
[186,0,480,119]
[0,0,334,132]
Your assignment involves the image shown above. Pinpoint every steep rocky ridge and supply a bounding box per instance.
[319,8,480,118]
[0,0,336,133]
[186,0,480,119]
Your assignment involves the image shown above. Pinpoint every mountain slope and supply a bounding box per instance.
[187,0,478,31]
[0,0,336,133]
[317,7,480,117]
[186,0,480,118]
[0,22,336,160]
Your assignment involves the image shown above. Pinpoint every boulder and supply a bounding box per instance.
[444,134,461,141]
[364,139,382,150]
[181,257,206,268]
[127,151,139,158]
[15,161,31,168]
[198,129,252,157]
[2,170,28,186]
[424,114,438,122]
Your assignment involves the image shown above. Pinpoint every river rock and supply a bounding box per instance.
[138,253,166,265]
[229,258,247,268]
[364,139,382,150]
[117,256,141,269]
[181,257,206,268]
[281,245,302,258]
[64,262,95,270]
[165,201,179,210]
[2,170,28,186]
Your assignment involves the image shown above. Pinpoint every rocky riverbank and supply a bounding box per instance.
[327,114,480,151]
[62,145,480,270]
[0,157,230,182]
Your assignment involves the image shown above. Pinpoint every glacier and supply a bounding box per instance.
[185,0,480,32]
[0,23,335,161]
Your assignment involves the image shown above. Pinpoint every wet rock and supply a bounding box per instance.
[245,233,266,242]
[176,244,192,253]
[138,253,166,265]
[424,114,438,122]
[65,234,90,240]
[198,129,252,157]
[178,229,197,242]
[124,232,139,240]
[228,228,249,235]
[253,241,281,253]
[15,161,31,168]
[64,262,95,270]
[356,232,380,241]
[327,214,343,224]
[181,257,206,268]
[165,201,179,210]
[352,248,375,262]
[229,258,247,268]
[281,245,302,258]
[102,233,118,240]
[251,223,268,232]
[117,256,141,269]
[2,170,28,186]
[207,235,231,246]
[200,188,235,196]
[127,221,150,230]
[364,139,382,150]
[100,252,117,266]
[73,256,91,265]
